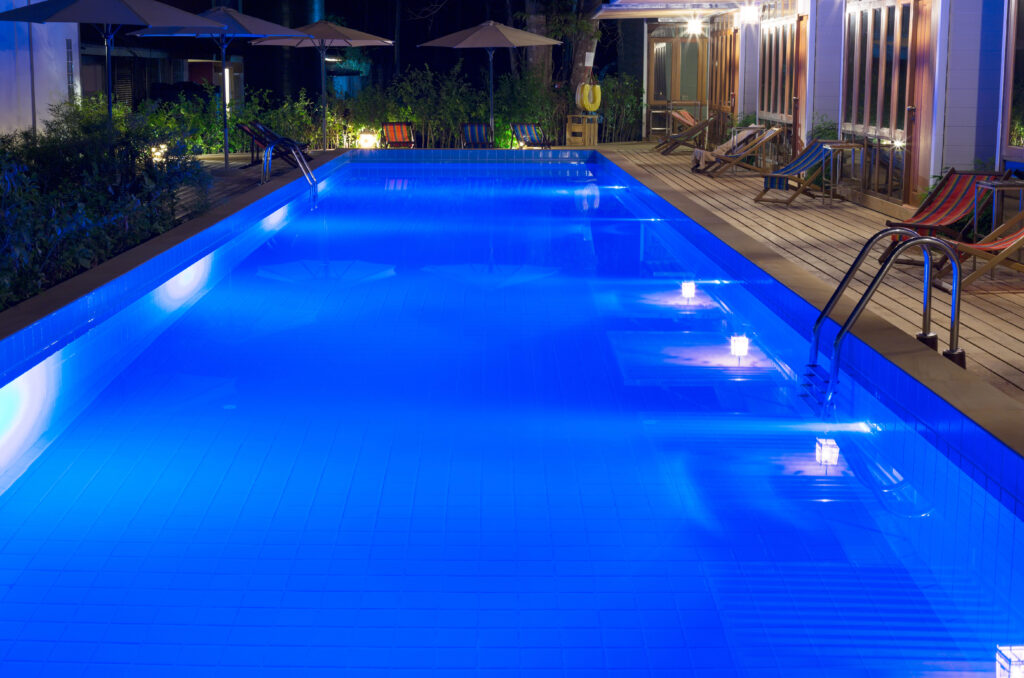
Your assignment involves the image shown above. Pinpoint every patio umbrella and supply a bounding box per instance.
[0,0,225,122]
[130,8,307,169]
[252,21,392,152]
[420,21,561,139]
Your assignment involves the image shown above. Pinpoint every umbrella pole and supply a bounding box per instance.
[487,48,494,141]
[220,38,230,170]
[319,44,328,151]
[103,25,114,123]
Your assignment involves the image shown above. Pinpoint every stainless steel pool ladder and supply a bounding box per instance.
[805,228,965,409]
[261,140,318,209]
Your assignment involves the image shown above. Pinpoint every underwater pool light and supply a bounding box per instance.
[729,334,749,357]
[815,438,840,466]
[998,646,1024,678]
[680,280,696,300]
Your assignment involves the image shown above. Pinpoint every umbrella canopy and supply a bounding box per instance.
[0,0,225,121]
[420,21,560,138]
[131,8,307,169]
[252,21,393,151]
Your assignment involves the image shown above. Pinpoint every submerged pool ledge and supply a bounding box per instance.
[600,149,1024,518]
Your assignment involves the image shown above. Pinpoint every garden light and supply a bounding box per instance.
[150,143,168,162]
[357,130,379,149]
[815,438,840,466]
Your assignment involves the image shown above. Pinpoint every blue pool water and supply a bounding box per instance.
[0,152,1022,676]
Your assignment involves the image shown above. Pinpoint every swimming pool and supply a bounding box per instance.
[0,150,1022,676]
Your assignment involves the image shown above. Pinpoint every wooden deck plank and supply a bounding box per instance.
[602,143,1024,404]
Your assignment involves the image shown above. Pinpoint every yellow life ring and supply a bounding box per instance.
[576,82,601,112]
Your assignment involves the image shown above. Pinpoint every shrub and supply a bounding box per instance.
[597,74,643,143]
[0,98,209,311]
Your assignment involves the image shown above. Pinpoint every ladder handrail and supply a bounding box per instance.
[824,235,963,406]
[260,141,318,209]
[808,226,920,365]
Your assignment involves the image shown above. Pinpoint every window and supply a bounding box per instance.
[1002,0,1024,157]
[759,18,796,122]
[841,0,913,140]
[709,17,737,116]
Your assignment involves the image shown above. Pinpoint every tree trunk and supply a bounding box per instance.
[524,0,551,86]
[505,0,519,78]
[570,0,602,98]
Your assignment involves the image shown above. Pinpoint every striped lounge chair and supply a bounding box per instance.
[936,210,1024,286]
[694,127,781,176]
[653,113,720,155]
[754,139,837,206]
[510,123,551,149]
[462,123,493,149]
[880,168,1009,262]
[382,122,415,149]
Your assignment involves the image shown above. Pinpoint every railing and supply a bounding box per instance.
[807,229,965,410]
[261,141,318,210]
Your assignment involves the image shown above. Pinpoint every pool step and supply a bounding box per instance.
[799,363,830,406]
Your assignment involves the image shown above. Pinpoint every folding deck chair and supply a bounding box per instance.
[754,139,838,205]
[510,122,552,149]
[461,123,494,149]
[880,168,1009,261]
[694,127,781,176]
[237,122,311,169]
[653,113,720,155]
[936,210,1024,286]
[382,122,415,148]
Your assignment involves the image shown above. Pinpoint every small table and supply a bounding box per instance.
[821,142,863,206]
[973,179,1024,269]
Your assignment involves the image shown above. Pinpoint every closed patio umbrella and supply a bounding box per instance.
[252,21,392,152]
[420,21,561,139]
[0,0,226,122]
[131,8,307,169]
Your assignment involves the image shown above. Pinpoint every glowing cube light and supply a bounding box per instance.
[998,646,1024,678]
[680,280,696,300]
[815,438,840,466]
[357,130,379,149]
[729,335,749,357]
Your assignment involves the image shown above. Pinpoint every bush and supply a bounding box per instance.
[0,98,208,311]
[495,71,571,148]
[597,74,643,143]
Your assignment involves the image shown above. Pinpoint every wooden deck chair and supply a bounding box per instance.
[935,211,1024,286]
[382,122,415,148]
[654,114,719,155]
[510,122,552,149]
[754,139,838,205]
[880,169,1009,261]
[461,123,493,149]
[697,127,781,176]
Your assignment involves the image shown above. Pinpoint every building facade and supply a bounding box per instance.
[596,0,1009,206]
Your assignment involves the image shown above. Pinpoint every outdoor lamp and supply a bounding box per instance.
[815,438,840,466]
[738,4,759,26]
[730,335,749,358]
[686,17,704,36]
[680,280,696,300]
[150,144,168,162]
[357,130,379,149]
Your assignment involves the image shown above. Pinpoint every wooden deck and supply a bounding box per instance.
[601,143,1024,405]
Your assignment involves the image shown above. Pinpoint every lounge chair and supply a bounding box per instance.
[237,121,311,169]
[382,122,415,148]
[510,122,552,149]
[461,123,494,149]
[754,139,838,205]
[654,113,720,155]
[694,126,781,176]
[934,211,1024,286]
[879,169,1009,262]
